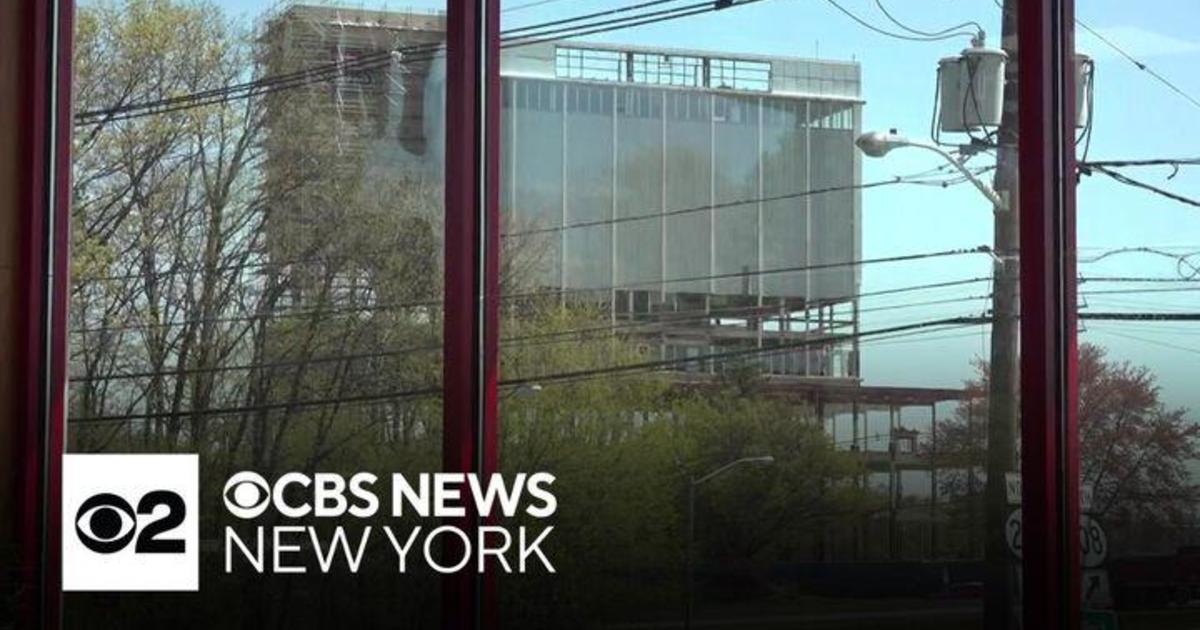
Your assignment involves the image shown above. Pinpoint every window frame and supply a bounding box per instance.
[1017,0,1082,627]
[13,0,1081,628]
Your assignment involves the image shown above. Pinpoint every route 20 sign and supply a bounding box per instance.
[1004,508,1109,568]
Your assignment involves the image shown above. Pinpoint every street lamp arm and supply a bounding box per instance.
[685,453,773,629]
[692,456,775,486]
[855,130,1007,211]
[905,139,1007,211]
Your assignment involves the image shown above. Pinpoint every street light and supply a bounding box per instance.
[855,129,1007,211]
[857,122,1021,624]
[685,455,775,630]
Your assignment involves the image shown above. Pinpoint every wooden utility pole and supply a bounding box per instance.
[983,1,1020,628]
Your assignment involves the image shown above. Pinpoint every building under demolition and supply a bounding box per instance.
[262,4,864,381]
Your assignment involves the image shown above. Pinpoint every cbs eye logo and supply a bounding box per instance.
[74,490,186,554]
[63,454,199,592]
[223,471,271,518]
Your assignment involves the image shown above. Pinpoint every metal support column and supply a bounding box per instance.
[1019,0,1081,627]
[444,0,501,627]
[888,405,898,560]
[611,87,618,324]
[930,402,938,560]
[13,0,73,626]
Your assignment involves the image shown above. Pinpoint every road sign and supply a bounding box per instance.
[1082,514,1109,568]
[1006,508,1022,558]
[1006,472,1022,504]
[1004,509,1108,566]
[1083,569,1113,608]
[1004,473,1094,509]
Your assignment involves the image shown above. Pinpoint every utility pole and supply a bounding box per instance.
[983,1,1019,628]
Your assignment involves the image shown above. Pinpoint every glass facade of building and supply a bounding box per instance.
[498,44,862,378]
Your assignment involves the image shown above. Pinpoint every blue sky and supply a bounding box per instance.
[208,0,1200,416]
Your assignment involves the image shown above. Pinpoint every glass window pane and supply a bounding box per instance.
[1075,3,1200,628]
[498,1,1025,628]
[67,1,448,625]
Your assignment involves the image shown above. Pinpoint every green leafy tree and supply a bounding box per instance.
[930,343,1199,556]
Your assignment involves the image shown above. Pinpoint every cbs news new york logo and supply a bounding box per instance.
[63,454,199,591]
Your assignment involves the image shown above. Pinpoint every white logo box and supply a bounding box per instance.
[62,453,199,591]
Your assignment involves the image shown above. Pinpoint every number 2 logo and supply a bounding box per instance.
[75,490,187,554]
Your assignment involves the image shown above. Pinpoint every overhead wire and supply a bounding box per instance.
[989,0,1200,112]
[79,172,979,286]
[1083,165,1200,209]
[81,309,1200,425]
[69,313,982,424]
[504,0,596,14]
[505,177,941,238]
[71,282,999,383]
[503,0,692,34]
[1078,246,1200,280]
[1082,158,1200,169]
[872,0,982,39]
[70,289,991,384]
[1075,18,1200,113]
[73,252,1200,336]
[70,245,993,334]
[823,0,976,43]
[74,0,768,126]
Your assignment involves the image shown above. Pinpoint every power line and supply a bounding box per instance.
[72,238,1200,336]
[75,0,766,125]
[1082,158,1200,169]
[71,297,794,382]
[1075,18,1200,113]
[505,177,931,238]
[71,245,992,334]
[1089,327,1200,356]
[824,0,976,43]
[1083,321,1200,336]
[1083,286,1200,296]
[990,0,1200,113]
[1080,276,1200,284]
[68,309,1200,423]
[503,0,692,34]
[1084,165,1200,209]
[500,0,766,50]
[501,315,976,388]
[70,286,997,383]
[503,0,577,13]
[74,42,438,125]
[69,314,979,424]
[70,274,1002,383]
[80,173,973,285]
[872,0,981,39]
[1086,297,1200,314]
[501,0,715,42]
[1079,246,1200,280]
[1078,312,1200,322]
[860,327,987,349]
[75,264,1198,336]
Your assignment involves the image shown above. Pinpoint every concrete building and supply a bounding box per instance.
[263,4,864,380]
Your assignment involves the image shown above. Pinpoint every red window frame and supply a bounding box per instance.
[443,0,502,627]
[1018,0,1082,627]
[14,0,73,627]
[12,0,1080,628]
